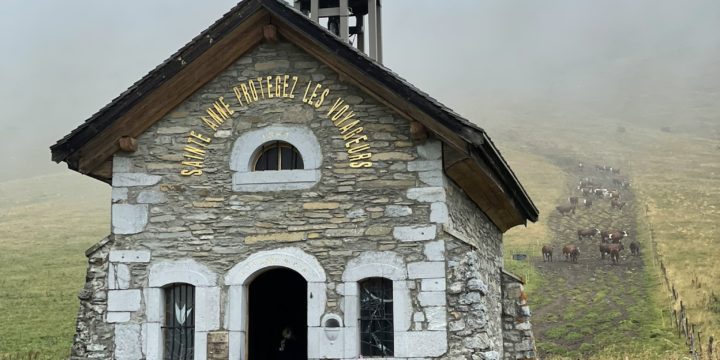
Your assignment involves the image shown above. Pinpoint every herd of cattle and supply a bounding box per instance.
[544,163,640,265]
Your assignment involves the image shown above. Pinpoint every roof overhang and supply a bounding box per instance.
[50,0,538,232]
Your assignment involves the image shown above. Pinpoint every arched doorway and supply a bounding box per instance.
[248,268,307,360]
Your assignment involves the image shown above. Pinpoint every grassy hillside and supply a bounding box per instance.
[628,129,720,336]
[0,122,717,359]
[502,149,569,295]
[496,120,718,358]
[0,173,108,358]
[500,147,681,358]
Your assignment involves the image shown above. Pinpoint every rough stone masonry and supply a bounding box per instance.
[68,40,536,359]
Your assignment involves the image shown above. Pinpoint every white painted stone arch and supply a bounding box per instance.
[342,251,408,282]
[225,246,326,285]
[341,251,413,358]
[143,259,220,360]
[224,247,327,360]
[148,258,218,287]
[229,125,322,192]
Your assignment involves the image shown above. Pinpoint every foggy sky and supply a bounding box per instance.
[1,0,718,181]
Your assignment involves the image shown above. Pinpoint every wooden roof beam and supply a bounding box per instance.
[75,11,271,175]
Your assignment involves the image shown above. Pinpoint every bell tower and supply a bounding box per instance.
[294,0,383,63]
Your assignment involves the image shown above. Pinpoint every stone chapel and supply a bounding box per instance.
[51,0,539,359]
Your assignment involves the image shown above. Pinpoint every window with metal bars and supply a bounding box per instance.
[253,141,304,171]
[359,277,394,357]
[163,283,195,360]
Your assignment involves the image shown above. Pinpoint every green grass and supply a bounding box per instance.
[0,174,109,357]
[502,148,567,299]
[1,119,715,359]
[500,138,686,359]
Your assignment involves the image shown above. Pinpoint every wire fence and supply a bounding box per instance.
[645,204,717,360]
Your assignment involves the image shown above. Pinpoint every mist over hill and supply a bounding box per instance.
[1,0,719,182]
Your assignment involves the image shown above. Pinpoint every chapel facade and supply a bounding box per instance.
[51,1,539,359]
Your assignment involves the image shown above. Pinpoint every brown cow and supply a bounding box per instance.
[570,247,580,263]
[629,241,640,256]
[608,230,628,243]
[600,230,611,243]
[542,245,553,262]
[601,230,626,243]
[563,245,580,263]
[608,243,624,263]
[577,228,600,240]
[599,243,611,259]
[556,204,576,216]
[610,199,626,210]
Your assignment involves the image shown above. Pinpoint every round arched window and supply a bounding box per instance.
[253,141,304,171]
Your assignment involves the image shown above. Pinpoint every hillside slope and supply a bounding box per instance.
[0,173,108,357]
[497,122,717,359]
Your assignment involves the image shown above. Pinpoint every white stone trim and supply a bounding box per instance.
[148,259,217,287]
[342,252,407,282]
[143,259,219,360]
[224,247,328,360]
[108,289,141,312]
[112,204,149,235]
[229,125,322,192]
[341,252,416,358]
[395,330,448,357]
[110,250,151,263]
[225,247,326,285]
[108,263,130,290]
[115,323,142,360]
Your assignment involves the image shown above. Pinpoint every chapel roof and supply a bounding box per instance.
[50,0,538,231]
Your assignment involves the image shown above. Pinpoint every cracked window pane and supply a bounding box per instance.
[359,278,394,357]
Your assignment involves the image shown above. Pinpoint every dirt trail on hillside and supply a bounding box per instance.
[528,155,650,357]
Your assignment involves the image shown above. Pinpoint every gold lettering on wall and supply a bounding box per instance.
[179,74,374,176]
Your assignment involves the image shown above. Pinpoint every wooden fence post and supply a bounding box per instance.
[698,331,703,358]
[690,324,696,358]
[708,336,713,360]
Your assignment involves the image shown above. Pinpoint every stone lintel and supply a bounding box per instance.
[109,250,151,263]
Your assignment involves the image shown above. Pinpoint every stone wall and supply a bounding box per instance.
[70,237,114,359]
[444,180,506,360]
[501,272,537,360]
[68,39,528,359]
